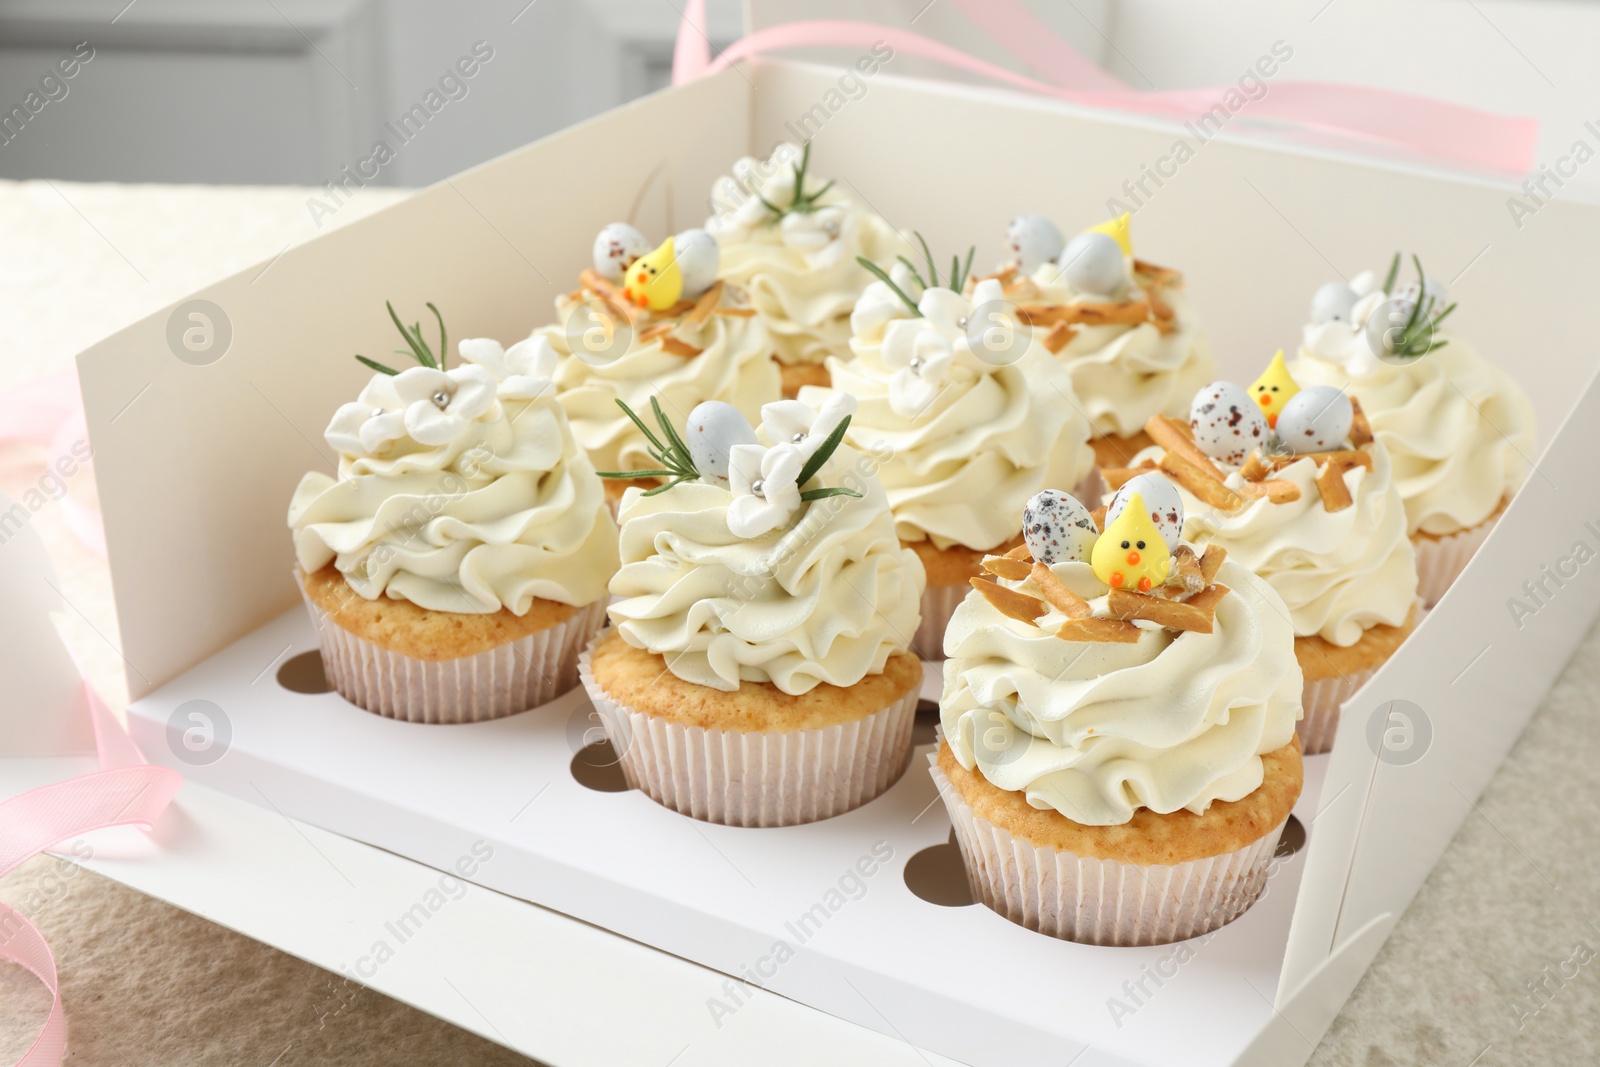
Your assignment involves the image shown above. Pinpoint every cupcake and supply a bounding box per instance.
[994,212,1215,468]
[799,243,1094,659]
[580,393,926,827]
[533,222,781,505]
[288,302,619,723]
[1113,361,1419,753]
[705,141,903,397]
[1291,255,1536,605]
[934,484,1303,945]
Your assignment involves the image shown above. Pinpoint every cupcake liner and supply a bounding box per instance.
[1297,665,1380,756]
[1413,514,1497,607]
[913,583,970,661]
[579,632,918,827]
[300,586,608,724]
[930,757,1285,946]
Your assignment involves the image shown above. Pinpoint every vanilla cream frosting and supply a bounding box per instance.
[289,352,618,614]
[800,278,1094,552]
[1131,441,1417,646]
[1026,259,1215,438]
[1295,301,1535,536]
[941,557,1302,825]
[533,289,781,474]
[607,439,925,695]
[706,143,902,366]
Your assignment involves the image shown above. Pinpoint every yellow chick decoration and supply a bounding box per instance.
[1086,211,1132,256]
[1091,492,1171,592]
[623,236,683,311]
[1249,349,1301,429]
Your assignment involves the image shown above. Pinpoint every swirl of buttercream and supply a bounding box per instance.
[941,557,1302,826]
[606,440,924,695]
[802,279,1093,551]
[1294,324,1534,536]
[1025,260,1215,438]
[289,363,617,614]
[706,144,902,366]
[1130,440,1417,645]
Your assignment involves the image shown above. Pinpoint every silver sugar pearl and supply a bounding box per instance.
[750,478,765,497]
[431,389,451,409]
[908,355,923,371]
[957,316,969,329]
[790,432,806,444]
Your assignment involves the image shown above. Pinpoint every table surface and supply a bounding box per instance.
[1,179,1598,1067]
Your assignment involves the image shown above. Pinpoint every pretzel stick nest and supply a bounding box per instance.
[1030,562,1093,619]
[1349,397,1374,447]
[1041,321,1077,354]
[1109,584,1230,634]
[969,576,1050,624]
[1103,459,1157,491]
[1017,300,1153,329]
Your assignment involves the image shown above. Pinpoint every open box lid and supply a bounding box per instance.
[78,55,1600,1027]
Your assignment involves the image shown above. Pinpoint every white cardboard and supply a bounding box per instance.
[124,610,1323,1067]
[72,57,1600,1066]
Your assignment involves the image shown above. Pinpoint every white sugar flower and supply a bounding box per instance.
[780,205,848,267]
[325,374,409,456]
[881,319,956,418]
[392,365,499,446]
[759,392,856,462]
[726,442,805,538]
[458,335,560,400]
[850,261,925,338]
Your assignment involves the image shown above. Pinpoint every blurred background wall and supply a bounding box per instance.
[1,0,1596,199]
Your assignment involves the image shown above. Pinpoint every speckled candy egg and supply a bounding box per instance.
[1274,386,1354,453]
[1189,381,1269,466]
[1058,231,1125,295]
[673,228,722,298]
[592,223,652,282]
[1106,472,1183,553]
[1309,281,1358,325]
[1007,214,1064,273]
[686,401,757,486]
[1022,489,1098,565]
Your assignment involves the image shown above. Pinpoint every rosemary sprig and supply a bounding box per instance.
[596,398,861,502]
[356,301,449,375]
[796,414,853,488]
[857,258,924,316]
[1382,255,1455,359]
[760,141,838,223]
[1381,252,1401,296]
[858,234,978,315]
[915,232,939,289]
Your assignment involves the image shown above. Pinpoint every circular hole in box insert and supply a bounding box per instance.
[569,741,632,793]
[904,830,974,907]
[1275,815,1306,858]
[911,700,939,747]
[277,651,332,694]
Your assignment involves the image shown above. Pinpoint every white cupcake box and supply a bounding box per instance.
[21,28,1600,1067]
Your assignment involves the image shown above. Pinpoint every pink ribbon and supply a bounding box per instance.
[673,0,1537,175]
[0,681,181,1066]
[0,368,105,558]
[2,369,177,1064]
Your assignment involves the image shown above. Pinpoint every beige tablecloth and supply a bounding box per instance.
[1,180,1597,1067]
